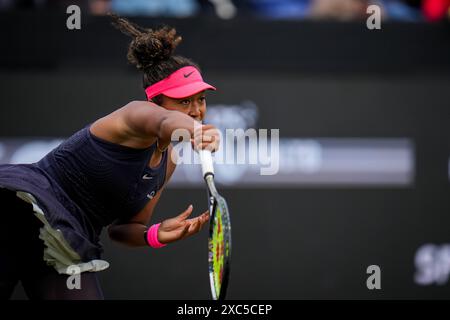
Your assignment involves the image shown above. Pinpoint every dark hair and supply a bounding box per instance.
[110,13,200,103]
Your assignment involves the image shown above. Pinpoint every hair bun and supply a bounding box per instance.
[130,26,182,70]
[109,13,181,71]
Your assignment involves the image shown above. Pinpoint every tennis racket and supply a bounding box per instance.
[198,149,232,300]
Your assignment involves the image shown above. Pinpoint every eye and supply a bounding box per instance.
[179,99,190,106]
[199,96,206,103]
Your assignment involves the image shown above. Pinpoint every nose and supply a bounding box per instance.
[189,102,201,118]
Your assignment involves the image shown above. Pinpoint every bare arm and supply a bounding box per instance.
[91,100,219,152]
[90,100,199,150]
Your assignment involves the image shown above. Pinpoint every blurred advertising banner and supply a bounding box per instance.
[0,137,414,187]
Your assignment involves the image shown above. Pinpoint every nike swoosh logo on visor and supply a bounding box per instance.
[183,71,194,78]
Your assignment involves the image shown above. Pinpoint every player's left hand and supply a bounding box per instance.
[158,204,210,244]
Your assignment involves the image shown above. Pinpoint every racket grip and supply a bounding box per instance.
[198,149,214,177]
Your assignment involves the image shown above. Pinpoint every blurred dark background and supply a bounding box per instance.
[0,0,450,299]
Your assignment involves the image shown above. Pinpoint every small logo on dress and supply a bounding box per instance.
[142,174,153,180]
[147,191,156,199]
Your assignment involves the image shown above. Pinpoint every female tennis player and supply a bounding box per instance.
[0,14,219,299]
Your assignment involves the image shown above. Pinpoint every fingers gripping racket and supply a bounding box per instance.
[198,150,232,300]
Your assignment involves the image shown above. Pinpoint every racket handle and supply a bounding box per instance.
[198,149,215,178]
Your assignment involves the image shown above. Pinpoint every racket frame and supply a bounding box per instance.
[205,174,232,300]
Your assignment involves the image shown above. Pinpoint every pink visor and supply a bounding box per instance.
[145,66,216,100]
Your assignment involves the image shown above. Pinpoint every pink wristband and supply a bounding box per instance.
[146,223,167,248]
